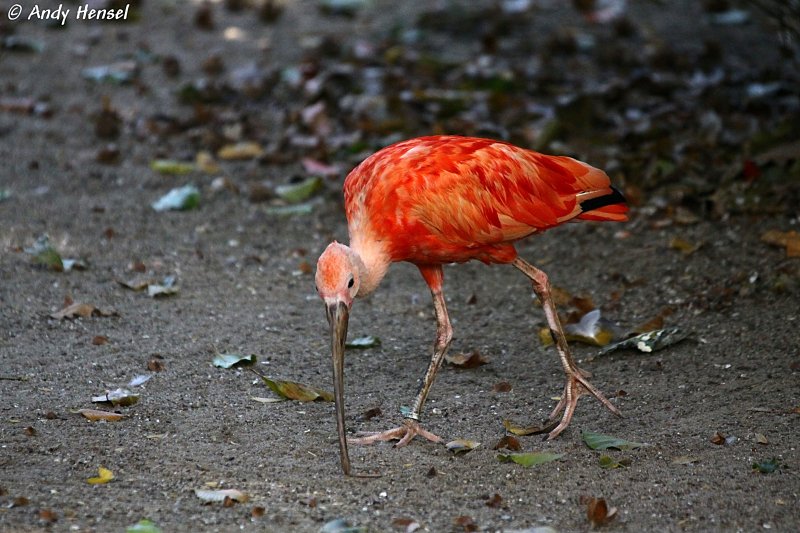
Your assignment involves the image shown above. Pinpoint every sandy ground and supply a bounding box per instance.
[1,1,798,532]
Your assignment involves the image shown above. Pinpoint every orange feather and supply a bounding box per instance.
[344,136,627,266]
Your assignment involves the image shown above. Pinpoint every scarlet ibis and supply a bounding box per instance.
[315,135,628,476]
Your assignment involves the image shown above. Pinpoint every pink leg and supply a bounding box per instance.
[350,265,449,447]
[512,257,622,439]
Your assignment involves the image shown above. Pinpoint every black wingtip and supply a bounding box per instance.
[579,186,627,213]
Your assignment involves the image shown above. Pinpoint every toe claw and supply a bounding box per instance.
[350,419,442,447]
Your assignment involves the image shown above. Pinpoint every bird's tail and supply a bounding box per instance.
[576,186,628,222]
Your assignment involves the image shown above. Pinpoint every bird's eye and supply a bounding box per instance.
[347,276,354,288]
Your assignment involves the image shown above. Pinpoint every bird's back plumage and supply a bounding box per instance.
[344,136,627,265]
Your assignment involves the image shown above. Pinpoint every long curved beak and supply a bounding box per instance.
[326,300,351,476]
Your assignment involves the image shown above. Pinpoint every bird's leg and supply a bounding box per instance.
[350,265,449,447]
[512,257,621,439]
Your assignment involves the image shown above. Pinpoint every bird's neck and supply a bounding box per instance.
[349,238,390,297]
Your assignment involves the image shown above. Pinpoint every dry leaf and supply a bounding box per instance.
[92,388,139,407]
[77,409,125,422]
[586,497,617,527]
[194,488,249,504]
[217,142,264,160]
[492,381,512,393]
[453,515,477,532]
[256,373,334,402]
[761,230,800,258]
[492,435,521,451]
[445,439,480,455]
[38,508,57,523]
[669,236,702,255]
[50,302,118,320]
[502,418,550,436]
[87,466,114,485]
[444,351,488,368]
[117,276,156,291]
[485,493,502,508]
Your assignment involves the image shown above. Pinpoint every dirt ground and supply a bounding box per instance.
[1,0,798,532]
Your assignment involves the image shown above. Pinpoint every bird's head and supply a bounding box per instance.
[315,241,361,310]
[315,241,361,476]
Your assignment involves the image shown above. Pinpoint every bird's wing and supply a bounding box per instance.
[344,136,626,261]
[401,138,622,243]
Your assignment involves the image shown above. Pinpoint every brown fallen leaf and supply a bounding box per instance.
[710,432,726,445]
[492,381,512,393]
[485,493,503,508]
[761,230,800,258]
[117,276,156,291]
[38,508,57,524]
[358,407,382,421]
[147,356,166,372]
[12,496,29,507]
[445,351,488,369]
[392,517,420,530]
[76,409,125,422]
[585,496,617,527]
[672,455,700,465]
[50,302,118,320]
[92,335,109,345]
[669,236,702,255]
[454,515,477,532]
[492,435,521,451]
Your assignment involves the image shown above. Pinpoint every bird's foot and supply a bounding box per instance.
[349,418,443,448]
[541,366,622,440]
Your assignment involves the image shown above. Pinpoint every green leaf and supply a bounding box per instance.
[25,235,63,271]
[582,431,647,451]
[33,248,64,271]
[598,455,628,469]
[264,202,317,216]
[497,452,564,468]
[502,419,546,436]
[150,159,195,175]
[127,519,163,533]
[275,176,323,203]
[152,185,200,211]
[752,458,780,474]
[259,376,333,402]
[212,353,257,369]
[92,388,139,407]
[346,335,381,349]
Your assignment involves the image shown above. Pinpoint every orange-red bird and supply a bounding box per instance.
[315,135,628,476]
